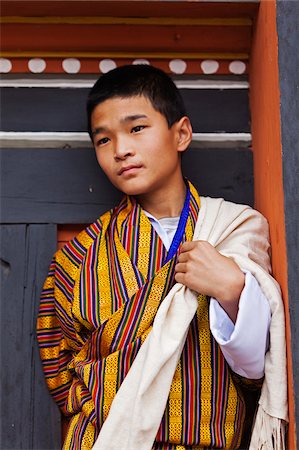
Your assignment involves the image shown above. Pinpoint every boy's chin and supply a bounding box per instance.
[119,187,146,197]
[112,180,149,197]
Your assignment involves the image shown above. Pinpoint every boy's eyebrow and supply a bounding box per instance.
[92,114,148,136]
[120,114,148,123]
[92,126,107,137]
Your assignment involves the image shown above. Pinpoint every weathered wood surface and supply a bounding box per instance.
[0,224,61,449]
[0,87,250,133]
[0,148,253,224]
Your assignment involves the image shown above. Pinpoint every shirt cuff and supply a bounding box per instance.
[209,271,271,379]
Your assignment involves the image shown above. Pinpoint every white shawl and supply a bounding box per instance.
[93,197,288,450]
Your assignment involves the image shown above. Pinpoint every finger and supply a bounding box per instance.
[174,262,188,273]
[174,272,185,284]
[179,241,195,253]
[177,251,189,263]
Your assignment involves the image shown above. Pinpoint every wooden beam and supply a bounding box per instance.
[1,23,252,54]
[0,1,259,19]
[249,2,295,448]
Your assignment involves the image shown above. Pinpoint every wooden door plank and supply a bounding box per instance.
[0,224,61,449]
[1,148,253,224]
[0,87,250,133]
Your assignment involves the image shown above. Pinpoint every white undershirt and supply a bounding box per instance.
[144,210,271,379]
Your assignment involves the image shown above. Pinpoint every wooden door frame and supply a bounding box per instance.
[249,2,298,448]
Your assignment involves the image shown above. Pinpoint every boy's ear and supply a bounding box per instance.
[175,116,193,153]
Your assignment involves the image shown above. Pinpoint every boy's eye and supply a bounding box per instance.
[131,125,145,133]
[96,137,110,146]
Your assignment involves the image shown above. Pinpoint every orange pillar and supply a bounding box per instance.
[249,1,295,448]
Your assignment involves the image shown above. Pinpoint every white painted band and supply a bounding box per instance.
[0,131,252,149]
[0,79,249,89]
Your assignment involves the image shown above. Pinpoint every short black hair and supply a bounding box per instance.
[87,64,187,138]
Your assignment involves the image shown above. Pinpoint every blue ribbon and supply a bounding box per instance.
[164,181,190,264]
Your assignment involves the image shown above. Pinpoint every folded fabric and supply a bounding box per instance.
[93,197,288,450]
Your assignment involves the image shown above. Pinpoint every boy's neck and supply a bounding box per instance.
[136,178,187,219]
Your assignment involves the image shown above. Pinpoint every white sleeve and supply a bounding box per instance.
[209,271,271,379]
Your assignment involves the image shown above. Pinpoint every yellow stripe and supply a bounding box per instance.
[97,212,114,323]
[102,328,152,427]
[197,294,212,445]
[102,353,119,420]
[116,202,140,297]
[62,414,78,449]
[135,263,172,333]
[55,250,87,342]
[76,228,96,253]
[114,236,140,298]
[0,51,249,60]
[1,16,252,26]
[99,261,171,357]
[56,247,79,282]
[46,370,72,390]
[137,211,152,279]
[63,413,95,450]
[168,361,183,442]
[81,420,96,449]
[224,379,240,448]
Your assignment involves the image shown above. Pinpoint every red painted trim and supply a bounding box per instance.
[1,1,259,19]
[250,2,295,448]
[1,23,251,54]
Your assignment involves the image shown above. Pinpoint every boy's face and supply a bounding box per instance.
[91,95,191,198]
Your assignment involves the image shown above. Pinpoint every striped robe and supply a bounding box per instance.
[37,182,245,450]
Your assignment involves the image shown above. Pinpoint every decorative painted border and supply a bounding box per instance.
[0,57,248,75]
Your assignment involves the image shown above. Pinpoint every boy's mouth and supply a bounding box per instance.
[118,164,143,176]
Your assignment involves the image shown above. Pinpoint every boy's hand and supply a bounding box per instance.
[174,241,245,322]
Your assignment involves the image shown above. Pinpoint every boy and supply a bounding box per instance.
[37,65,287,450]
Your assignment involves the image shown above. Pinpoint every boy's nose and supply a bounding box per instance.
[114,139,135,160]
